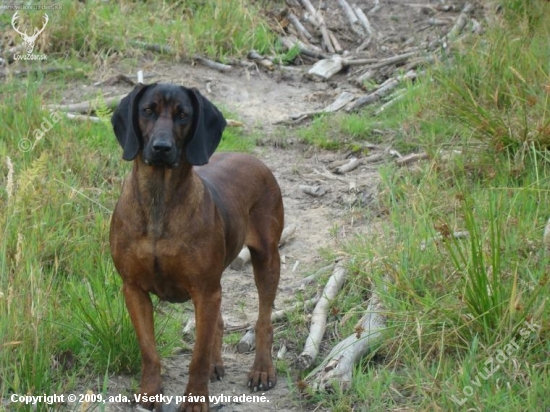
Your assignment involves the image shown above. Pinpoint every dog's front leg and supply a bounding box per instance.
[178,287,221,412]
[123,284,163,411]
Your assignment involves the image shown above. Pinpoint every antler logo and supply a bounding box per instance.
[11,11,49,54]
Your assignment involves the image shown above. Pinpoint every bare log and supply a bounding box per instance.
[287,12,314,42]
[334,158,361,174]
[290,91,356,120]
[307,288,386,390]
[237,329,256,353]
[395,152,429,166]
[283,264,335,291]
[297,263,349,370]
[248,50,274,71]
[299,0,336,53]
[279,36,328,60]
[237,295,320,353]
[129,40,175,55]
[300,185,326,197]
[336,0,365,36]
[46,94,127,113]
[347,70,417,112]
[352,5,375,37]
[193,55,232,72]
[64,113,102,123]
[447,3,475,41]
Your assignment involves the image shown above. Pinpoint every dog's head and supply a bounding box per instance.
[111,83,227,167]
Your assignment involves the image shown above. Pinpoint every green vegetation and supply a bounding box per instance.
[293,1,550,410]
[1,0,549,411]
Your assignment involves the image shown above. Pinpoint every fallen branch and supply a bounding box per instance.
[352,5,376,37]
[336,0,365,36]
[248,50,274,71]
[193,55,232,72]
[395,152,429,166]
[46,94,127,113]
[297,263,349,370]
[279,36,328,60]
[64,113,102,123]
[447,3,475,41]
[300,185,326,197]
[306,286,387,390]
[287,12,314,42]
[347,70,417,112]
[237,295,320,353]
[289,91,356,120]
[282,264,335,291]
[129,40,175,55]
[334,158,363,174]
[299,0,336,53]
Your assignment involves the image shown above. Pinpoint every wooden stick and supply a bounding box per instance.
[307,286,386,390]
[282,264,335,291]
[193,56,232,72]
[352,5,375,37]
[64,113,102,123]
[336,0,365,36]
[297,263,349,370]
[395,152,429,166]
[328,31,343,54]
[347,70,417,112]
[237,295,320,353]
[279,36,328,60]
[335,158,363,174]
[300,185,326,197]
[247,50,274,71]
[299,0,335,53]
[447,3,475,41]
[129,40,175,55]
[46,94,127,113]
[287,12,314,42]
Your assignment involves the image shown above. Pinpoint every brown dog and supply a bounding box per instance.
[109,83,283,412]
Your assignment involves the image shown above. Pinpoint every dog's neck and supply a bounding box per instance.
[131,157,202,238]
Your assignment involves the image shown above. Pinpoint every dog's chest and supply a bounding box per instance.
[124,236,195,303]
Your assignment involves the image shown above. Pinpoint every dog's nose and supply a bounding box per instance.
[152,140,173,153]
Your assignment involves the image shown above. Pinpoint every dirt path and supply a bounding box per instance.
[84,61,380,412]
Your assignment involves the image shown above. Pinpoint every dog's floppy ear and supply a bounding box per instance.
[185,87,227,166]
[111,83,154,161]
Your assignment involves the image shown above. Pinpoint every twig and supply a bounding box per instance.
[352,5,376,37]
[447,3,475,41]
[248,50,274,71]
[64,113,102,123]
[282,264,335,291]
[279,36,329,60]
[46,94,127,113]
[297,263,349,370]
[347,70,417,112]
[299,0,336,53]
[395,152,429,165]
[287,12,314,42]
[193,55,232,72]
[237,295,320,353]
[335,158,363,174]
[336,0,365,36]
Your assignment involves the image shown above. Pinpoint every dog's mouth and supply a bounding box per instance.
[144,157,180,168]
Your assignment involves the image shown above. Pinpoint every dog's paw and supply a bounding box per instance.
[247,364,277,391]
[210,362,225,382]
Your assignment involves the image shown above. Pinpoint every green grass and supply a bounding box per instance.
[290,1,550,411]
[0,0,276,62]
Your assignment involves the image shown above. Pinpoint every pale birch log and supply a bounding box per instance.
[297,263,349,369]
[307,289,386,390]
[237,295,320,353]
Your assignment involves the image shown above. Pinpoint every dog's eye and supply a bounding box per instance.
[143,108,153,115]
[179,112,187,119]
